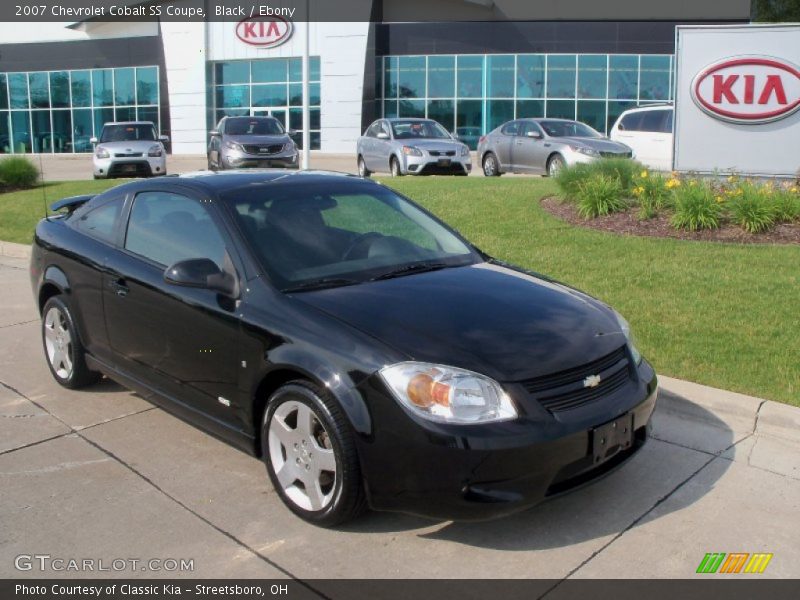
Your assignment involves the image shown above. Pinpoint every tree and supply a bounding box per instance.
[752,0,800,21]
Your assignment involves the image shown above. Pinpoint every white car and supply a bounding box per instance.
[92,121,169,179]
[609,105,673,171]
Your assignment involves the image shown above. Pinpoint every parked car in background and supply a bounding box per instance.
[357,118,472,177]
[454,126,482,150]
[610,104,674,171]
[478,118,633,177]
[207,116,299,171]
[31,170,656,526]
[92,121,168,179]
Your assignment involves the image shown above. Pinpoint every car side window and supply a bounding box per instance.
[663,111,674,134]
[640,110,669,133]
[521,121,543,137]
[379,122,391,138]
[619,112,644,132]
[74,197,125,245]
[365,122,379,138]
[501,121,521,136]
[124,191,227,269]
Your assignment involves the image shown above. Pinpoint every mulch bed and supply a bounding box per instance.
[540,196,800,245]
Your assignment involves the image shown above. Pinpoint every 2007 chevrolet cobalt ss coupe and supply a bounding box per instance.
[31,171,657,526]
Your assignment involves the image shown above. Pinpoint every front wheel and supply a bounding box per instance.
[482,152,501,177]
[262,381,366,526]
[390,156,402,177]
[547,154,566,177]
[357,156,371,178]
[41,296,101,389]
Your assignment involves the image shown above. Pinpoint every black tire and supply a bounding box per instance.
[547,154,566,178]
[41,296,101,389]
[262,380,366,527]
[482,152,501,177]
[390,156,402,177]
[357,155,371,178]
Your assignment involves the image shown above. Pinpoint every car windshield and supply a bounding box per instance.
[225,117,284,136]
[539,120,602,138]
[100,124,156,143]
[391,120,451,140]
[225,181,478,291]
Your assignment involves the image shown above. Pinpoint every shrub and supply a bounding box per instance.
[575,174,626,218]
[632,171,672,219]
[728,183,775,233]
[670,182,722,231]
[554,162,594,200]
[772,187,800,223]
[589,158,641,196]
[0,156,39,189]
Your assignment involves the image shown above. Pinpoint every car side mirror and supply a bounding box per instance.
[376,132,390,140]
[209,129,220,137]
[286,128,297,136]
[159,135,170,143]
[452,132,460,139]
[526,131,543,139]
[164,258,237,297]
[89,137,98,145]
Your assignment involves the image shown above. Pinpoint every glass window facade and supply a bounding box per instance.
[211,57,321,150]
[0,66,160,154]
[377,53,674,143]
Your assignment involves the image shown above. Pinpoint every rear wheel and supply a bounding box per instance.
[547,154,566,177]
[357,156,371,178]
[262,381,366,526]
[390,156,402,177]
[41,296,101,389]
[482,152,501,177]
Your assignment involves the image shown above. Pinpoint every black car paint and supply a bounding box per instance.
[31,171,657,520]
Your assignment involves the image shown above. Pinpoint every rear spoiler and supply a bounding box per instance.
[50,195,95,214]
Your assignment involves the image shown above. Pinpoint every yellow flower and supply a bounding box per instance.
[640,170,649,178]
[791,186,799,193]
[716,196,723,203]
[727,175,736,183]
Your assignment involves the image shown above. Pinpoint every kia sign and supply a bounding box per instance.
[691,56,800,124]
[674,25,800,177]
[236,16,293,48]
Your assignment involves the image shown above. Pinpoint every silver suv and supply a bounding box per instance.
[91,121,168,179]
[207,116,299,171]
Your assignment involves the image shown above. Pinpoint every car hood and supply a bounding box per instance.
[226,134,290,145]
[556,137,631,153]
[396,139,464,152]
[96,140,159,151]
[294,262,626,382]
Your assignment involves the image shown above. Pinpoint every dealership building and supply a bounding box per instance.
[0,0,752,155]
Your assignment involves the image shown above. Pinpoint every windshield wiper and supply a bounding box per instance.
[282,277,361,293]
[369,261,450,282]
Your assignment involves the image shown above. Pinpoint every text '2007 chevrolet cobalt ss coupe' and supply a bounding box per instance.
[31,171,657,526]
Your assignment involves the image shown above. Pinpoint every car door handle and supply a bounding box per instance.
[544,143,551,147]
[109,278,129,297]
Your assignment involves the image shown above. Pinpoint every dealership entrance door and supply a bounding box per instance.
[251,108,286,129]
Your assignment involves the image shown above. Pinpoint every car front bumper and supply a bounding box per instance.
[401,153,471,175]
[562,148,633,167]
[222,149,299,169]
[93,155,166,178]
[355,359,658,520]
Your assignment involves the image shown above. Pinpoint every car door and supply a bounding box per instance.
[494,121,520,169]
[636,109,672,170]
[361,122,379,171]
[373,121,393,172]
[611,111,645,164]
[512,121,549,173]
[209,120,224,166]
[102,185,242,426]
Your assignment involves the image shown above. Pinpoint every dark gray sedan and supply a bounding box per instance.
[207,116,299,171]
[477,118,632,177]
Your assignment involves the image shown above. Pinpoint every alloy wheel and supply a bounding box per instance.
[483,154,497,176]
[548,156,565,177]
[268,400,337,511]
[44,306,74,380]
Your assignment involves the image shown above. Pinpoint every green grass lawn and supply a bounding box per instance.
[1,177,798,405]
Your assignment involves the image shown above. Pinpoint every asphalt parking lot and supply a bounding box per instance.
[1,249,799,583]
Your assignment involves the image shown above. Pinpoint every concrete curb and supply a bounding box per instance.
[0,241,31,259]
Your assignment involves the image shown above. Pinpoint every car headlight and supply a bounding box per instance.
[379,362,517,424]
[402,146,423,157]
[95,146,110,159]
[613,310,642,365]
[224,140,244,152]
[460,145,470,157]
[572,146,600,157]
[147,144,163,157]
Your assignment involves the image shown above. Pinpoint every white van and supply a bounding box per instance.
[610,105,673,171]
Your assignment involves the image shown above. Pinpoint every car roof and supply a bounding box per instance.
[102,121,155,126]
[383,117,436,122]
[152,170,366,195]
[621,103,674,113]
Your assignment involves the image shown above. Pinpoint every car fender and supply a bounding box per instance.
[41,264,71,300]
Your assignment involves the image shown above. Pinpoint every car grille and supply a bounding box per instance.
[520,345,631,412]
[114,152,143,157]
[428,150,456,157]
[243,144,284,155]
[600,151,632,159]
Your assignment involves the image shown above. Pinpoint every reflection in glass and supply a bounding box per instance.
[31,110,51,152]
[398,56,425,99]
[487,55,514,98]
[639,55,671,101]
[50,72,70,108]
[72,108,93,152]
[51,110,72,153]
[427,56,455,99]
[0,111,9,153]
[398,99,425,118]
[136,67,159,105]
[71,71,91,108]
[547,55,576,99]
[577,100,606,133]
[609,55,638,100]
[578,55,606,100]
[517,55,545,98]
[114,68,135,105]
[92,70,114,107]
[9,73,29,109]
[427,99,455,132]
[215,61,249,85]
[546,99,576,120]
[29,73,50,109]
[11,110,31,152]
[457,56,483,99]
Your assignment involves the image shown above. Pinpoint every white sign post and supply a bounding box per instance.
[674,24,800,177]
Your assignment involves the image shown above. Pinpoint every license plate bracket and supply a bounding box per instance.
[437,158,451,166]
[122,164,137,172]
[592,413,633,465]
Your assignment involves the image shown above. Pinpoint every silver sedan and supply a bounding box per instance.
[357,118,472,177]
[477,118,632,177]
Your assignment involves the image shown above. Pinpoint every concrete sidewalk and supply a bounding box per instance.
[0,250,798,583]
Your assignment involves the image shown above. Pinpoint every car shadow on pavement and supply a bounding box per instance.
[339,395,734,551]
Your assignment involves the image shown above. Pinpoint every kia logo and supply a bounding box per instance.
[691,56,800,124]
[236,16,293,48]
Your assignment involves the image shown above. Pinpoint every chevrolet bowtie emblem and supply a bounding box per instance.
[583,374,602,388]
